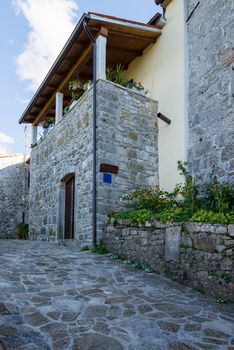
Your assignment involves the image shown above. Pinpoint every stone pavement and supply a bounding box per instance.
[0,240,233,350]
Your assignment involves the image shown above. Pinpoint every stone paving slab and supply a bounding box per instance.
[0,240,233,350]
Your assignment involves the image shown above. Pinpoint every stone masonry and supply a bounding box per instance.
[0,154,29,238]
[96,80,158,237]
[29,80,158,243]
[187,0,234,182]
[104,220,234,302]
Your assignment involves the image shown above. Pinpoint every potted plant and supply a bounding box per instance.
[106,64,127,86]
[68,79,83,91]
[126,79,148,95]
[83,80,93,91]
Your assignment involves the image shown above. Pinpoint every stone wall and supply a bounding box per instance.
[187,0,234,182]
[29,80,158,243]
[29,88,93,242]
[96,80,158,237]
[103,221,234,301]
[0,154,29,238]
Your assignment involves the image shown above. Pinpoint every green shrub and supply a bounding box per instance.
[112,209,155,226]
[190,210,234,224]
[177,161,199,214]
[203,176,234,214]
[91,239,107,254]
[156,208,191,223]
[113,161,234,226]
[17,223,29,239]
[120,187,180,212]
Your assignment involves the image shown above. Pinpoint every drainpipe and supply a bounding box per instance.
[83,19,97,248]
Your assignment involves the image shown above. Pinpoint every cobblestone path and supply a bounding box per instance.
[0,240,233,350]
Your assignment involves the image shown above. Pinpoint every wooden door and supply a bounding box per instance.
[64,176,75,239]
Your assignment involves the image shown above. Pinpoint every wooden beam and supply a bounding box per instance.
[109,30,157,42]
[108,45,143,56]
[88,26,156,42]
[33,43,93,126]
[99,26,108,37]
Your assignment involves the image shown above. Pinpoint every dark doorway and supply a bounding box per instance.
[64,176,75,239]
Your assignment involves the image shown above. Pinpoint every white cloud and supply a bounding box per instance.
[13,0,79,91]
[0,132,15,154]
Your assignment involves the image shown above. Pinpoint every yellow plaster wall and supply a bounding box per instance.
[126,0,186,191]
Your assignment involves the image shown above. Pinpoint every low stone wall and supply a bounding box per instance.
[103,221,234,301]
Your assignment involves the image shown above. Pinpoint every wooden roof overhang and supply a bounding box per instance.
[19,13,161,125]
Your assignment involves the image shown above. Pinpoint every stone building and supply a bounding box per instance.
[0,154,29,238]
[16,0,233,244]
[186,0,234,183]
[29,81,158,243]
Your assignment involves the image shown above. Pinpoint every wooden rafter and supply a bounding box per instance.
[33,43,93,126]
[108,45,143,56]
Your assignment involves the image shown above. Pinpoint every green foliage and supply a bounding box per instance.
[68,79,83,91]
[112,209,155,226]
[91,239,107,254]
[221,273,232,283]
[120,187,180,212]
[106,252,119,259]
[215,296,228,304]
[123,259,133,265]
[106,64,147,94]
[177,161,199,215]
[203,176,234,214]
[125,79,145,93]
[113,162,234,225]
[17,223,29,240]
[106,64,127,86]
[156,208,191,223]
[80,245,90,251]
[40,118,55,137]
[190,210,234,224]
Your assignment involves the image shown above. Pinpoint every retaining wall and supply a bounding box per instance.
[104,221,234,301]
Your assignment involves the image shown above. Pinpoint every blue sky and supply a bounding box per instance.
[0,0,160,154]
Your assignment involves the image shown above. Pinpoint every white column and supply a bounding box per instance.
[31,125,38,144]
[55,92,64,124]
[96,35,107,80]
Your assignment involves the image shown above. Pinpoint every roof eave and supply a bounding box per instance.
[19,12,90,124]
[89,13,161,34]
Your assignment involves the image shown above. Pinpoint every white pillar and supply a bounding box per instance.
[96,35,107,80]
[31,125,38,144]
[55,92,64,123]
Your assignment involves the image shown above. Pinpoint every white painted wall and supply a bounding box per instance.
[126,0,186,191]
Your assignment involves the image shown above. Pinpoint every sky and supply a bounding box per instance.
[0,0,161,154]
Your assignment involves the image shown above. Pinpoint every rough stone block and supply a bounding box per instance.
[165,226,181,261]
[193,233,217,253]
[228,225,234,237]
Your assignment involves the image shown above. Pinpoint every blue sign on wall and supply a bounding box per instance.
[103,173,112,184]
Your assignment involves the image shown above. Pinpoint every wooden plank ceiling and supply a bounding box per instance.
[20,13,161,125]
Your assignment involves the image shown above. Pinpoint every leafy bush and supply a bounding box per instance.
[203,176,234,214]
[112,161,234,225]
[156,208,191,223]
[106,64,127,86]
[112,209,155,226]
[120,187,180,212]
[177,161,199,215]
[190,210,234,224]
[17,223,29,239]
[91,239,107,254]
